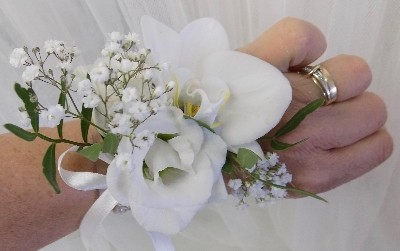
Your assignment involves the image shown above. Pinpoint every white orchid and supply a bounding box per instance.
[141,16,292,148]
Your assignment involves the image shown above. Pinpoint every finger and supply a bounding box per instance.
[289,128,393,194]
[322,128,393,192]
[286,54,372,103]
[238,17,327,72]
[305,92,388,149]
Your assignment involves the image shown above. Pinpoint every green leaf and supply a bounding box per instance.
[271,138,308,151]
[183,115,215,133]
[80,105,93,143]
[4,123,37,141]
[222,158,234,174]
[14,83,39,132]
[265,181,327,203]
[78,143,102,162]
[57,81,67,138]
[42,143,60,193]
[157,133,178,141]
[237,148,261,169]
[274,98,324,138]
[102,133,119,154]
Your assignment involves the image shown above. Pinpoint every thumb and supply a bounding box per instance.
[238,17,326,72]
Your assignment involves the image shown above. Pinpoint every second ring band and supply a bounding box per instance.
[300,65,338,105]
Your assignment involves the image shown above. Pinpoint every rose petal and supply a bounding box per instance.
[201,128,227,179]
[141,16,181,67]
[208,174,228,203]
[107,137,153,206]
[179,18,229,76]
[145,138,183,182]
[131,151,215,207]
[202,51,292,146]
[168,136,194,171]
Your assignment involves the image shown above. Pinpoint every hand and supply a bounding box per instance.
[239,18,393,194]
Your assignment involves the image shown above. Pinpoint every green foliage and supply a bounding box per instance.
[222,157,234,174]
[42,143,60,193]
[57,80,67,138]
[80,105,93,143]
[14,83,39,132]
[274,98,324,138]
[4,123,37,141]
[102,133,119,154]
[78,143,102,162]
[271,138,308,151]
[237,148,260,169]
[264,180,327,202]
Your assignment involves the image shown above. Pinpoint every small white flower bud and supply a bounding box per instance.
[143,69,152,80]
[153,86,164,97]
[9,48,28,68]
[166,81,176,90]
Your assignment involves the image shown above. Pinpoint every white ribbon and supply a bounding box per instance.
[57,146,107,190]
[149,232,174,251]
[58,146,174,251]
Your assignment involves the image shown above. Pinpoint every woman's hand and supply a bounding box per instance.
[239,18,393,194]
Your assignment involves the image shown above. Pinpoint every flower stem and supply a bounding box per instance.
[36,132,91,146]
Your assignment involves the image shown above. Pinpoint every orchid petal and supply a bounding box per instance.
[191,76,229,126]
[202,51,292,146]
[180,18,229,76]
[141,16,181,67]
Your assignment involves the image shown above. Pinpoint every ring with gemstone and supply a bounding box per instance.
[299,65,338,105]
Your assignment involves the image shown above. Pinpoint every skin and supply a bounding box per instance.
[0,18,393,250]
[240,18,393,193]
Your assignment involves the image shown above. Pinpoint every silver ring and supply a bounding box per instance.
[300,65,338,105]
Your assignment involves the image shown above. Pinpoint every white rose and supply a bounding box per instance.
[106,107,228,234]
